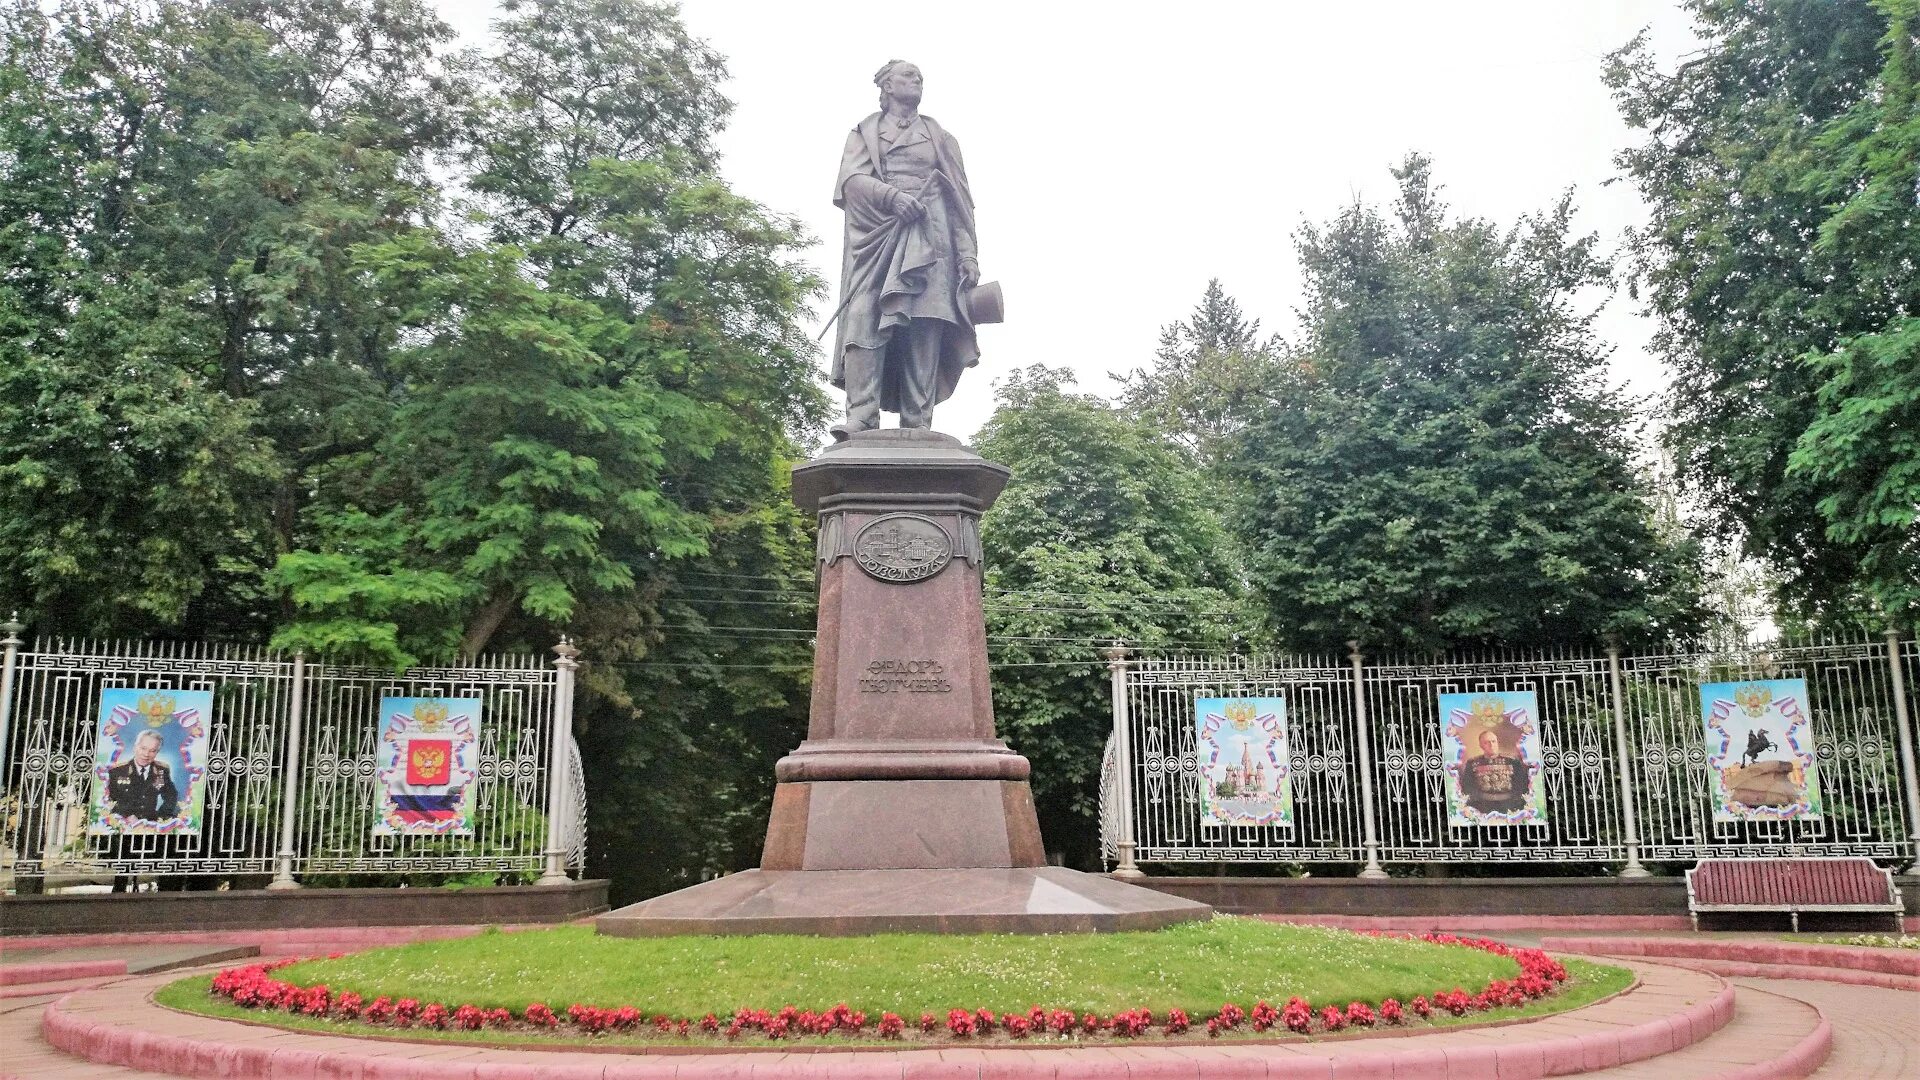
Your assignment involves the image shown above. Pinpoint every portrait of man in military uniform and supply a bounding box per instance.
[105,729,180,822]
[1459,727,1530,815]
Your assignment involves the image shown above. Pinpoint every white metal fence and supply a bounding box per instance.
[1102,633,1920,875]
[0,621,586,887]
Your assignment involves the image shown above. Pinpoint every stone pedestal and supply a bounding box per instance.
[596,430,1210,937]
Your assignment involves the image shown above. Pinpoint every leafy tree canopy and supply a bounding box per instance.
[1607,0,1918,626]
[0,0,825,900]
[1227,156,1709,653]
[1114,278,1280,461]
[976,366,1254,865]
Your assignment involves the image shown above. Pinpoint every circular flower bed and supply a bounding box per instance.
[200,933,1577,1045]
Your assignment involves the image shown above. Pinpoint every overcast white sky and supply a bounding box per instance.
[435,1,1701,445]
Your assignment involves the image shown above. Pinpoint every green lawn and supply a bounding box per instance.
[156,951,1631,1048]
[209,919,1575,1017]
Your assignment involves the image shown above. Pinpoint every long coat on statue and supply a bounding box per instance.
[830,111,981,413]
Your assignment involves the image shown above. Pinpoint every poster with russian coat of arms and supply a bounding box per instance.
[89,688,212,835]
[374,697,481,836]
[1195,696,1293,826]
[1701,679,1822,822]
[1439,692,1549,826]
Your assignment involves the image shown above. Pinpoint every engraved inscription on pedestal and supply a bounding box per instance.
[859,659,953,693]
[853,514,952,583]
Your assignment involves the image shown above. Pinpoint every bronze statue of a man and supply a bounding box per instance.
[829,60,990,439]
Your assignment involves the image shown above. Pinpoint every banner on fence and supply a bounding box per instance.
[1439,691,1548,826]
[1195,696,1293,826]
[1701,679,1822,821]
[89,688,210,835]
[375,697,481,835]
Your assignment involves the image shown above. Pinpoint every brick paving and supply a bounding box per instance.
[1577,983,1825,1078]
[1,984,173,1079]
[4,956,1912,1078]
[1759,978,1918,1080]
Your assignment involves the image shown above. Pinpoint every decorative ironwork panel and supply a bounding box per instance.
[1621,638,1910,860]
[1107,636,1917,869]
[1125,653,1363,863]
[1364,652,1625,862]
[293,655,560,876]
[1,639,293,879]
[1,638,582,882]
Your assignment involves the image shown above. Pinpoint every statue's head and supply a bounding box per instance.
[874,59,923,111]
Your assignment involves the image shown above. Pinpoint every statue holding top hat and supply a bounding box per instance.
[828,60,1002,440]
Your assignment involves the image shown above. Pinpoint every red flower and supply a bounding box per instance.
[1164,1007,1190,1035]
[1319,1005,1345,1032]
[1344,1001,1375,1028]
[919,1012,938,1033]
[946,1009,975,1038]
[878,1012,905,1039]
[1380,998,1404,1025]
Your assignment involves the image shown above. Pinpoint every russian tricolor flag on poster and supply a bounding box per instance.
[374,697,481,836]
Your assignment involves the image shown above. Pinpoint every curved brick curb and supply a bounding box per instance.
[41,961,1737,1079]
[1656,955,1918,992]
[0,974,122,1000]
[1543,936,1920,987]
[1,922,567,956]
[1705,985,1833,1080]
[0,959,126,985]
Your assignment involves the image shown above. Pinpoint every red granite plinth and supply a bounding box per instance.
[593,867,1213,937]
[596,430,1210,936]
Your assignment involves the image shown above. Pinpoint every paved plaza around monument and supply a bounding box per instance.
[4,923,1917,1078]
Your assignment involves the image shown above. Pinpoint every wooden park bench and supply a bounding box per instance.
[1686,856,1904,932]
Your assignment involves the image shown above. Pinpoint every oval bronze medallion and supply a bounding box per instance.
[852,514,953,583]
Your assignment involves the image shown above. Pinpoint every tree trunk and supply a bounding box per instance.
[460,588,519,657]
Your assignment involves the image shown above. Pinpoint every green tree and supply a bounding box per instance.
[1229,156,1708,653]
[976,366,1253,867]
[1114,278,1279,460]
[0,0,454,635]
[1607,0,1918,625]
[0,0,826,901]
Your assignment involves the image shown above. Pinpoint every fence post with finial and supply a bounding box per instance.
[1349,641,1388,878]
[267,650,308,890]
[538,636,581,886]
[1106,642,1144,880]
[0,612,24,781]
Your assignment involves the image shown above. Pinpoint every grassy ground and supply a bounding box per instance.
[154,957,1631,1048]
[255,920,1525,1016]
[152,920,1635,1047]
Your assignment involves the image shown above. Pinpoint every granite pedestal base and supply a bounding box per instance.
[596,430,1212,938]
[593,867,1212,937]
